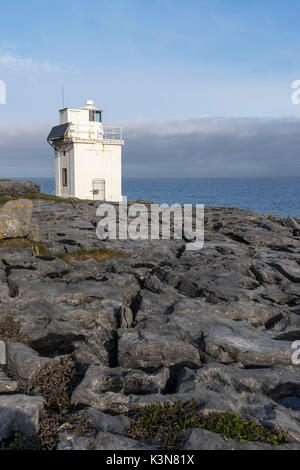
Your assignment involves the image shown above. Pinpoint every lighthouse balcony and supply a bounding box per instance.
[65,124,123,144]
[103,126,123,142]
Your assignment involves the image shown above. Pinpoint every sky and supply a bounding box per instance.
[1,0,300,177]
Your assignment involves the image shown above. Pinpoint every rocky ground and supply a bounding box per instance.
[0,180,40,198]
[0,194,300,450]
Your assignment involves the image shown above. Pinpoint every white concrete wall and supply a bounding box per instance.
[55,151,60,196]
[73,142,122,201]
[55,148,75,197]
[98,144,122,202]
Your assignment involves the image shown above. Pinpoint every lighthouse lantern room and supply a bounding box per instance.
[47,100,124,201]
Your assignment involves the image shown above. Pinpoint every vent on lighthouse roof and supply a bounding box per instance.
[85,100,97,110]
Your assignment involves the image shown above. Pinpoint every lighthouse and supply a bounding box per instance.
[47,100,124,201]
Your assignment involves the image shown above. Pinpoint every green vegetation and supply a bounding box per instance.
[0,192,82,206]
[127,402,288,447]
[8,438,20,450]
[57,247,126,263]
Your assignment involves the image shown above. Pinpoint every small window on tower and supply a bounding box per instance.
[62,168,68,187]
[89,111,102,122]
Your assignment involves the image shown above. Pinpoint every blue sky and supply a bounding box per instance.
[1,0,300,176]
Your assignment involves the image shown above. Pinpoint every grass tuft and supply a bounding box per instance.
[0,238,50,256]
[127,402,288,447]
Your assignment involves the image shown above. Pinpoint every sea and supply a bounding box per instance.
[14,177,300,219]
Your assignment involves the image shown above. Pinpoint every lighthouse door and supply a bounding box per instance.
[92,179,105,200]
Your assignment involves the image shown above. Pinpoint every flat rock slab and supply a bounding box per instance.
[118,330,201,369]
[183,428,299,451]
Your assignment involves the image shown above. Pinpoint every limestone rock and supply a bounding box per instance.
[183,428,297,451]
[0,199,33,239]
[0,394,44,441]
[71,365,172,413]
[91,431,154,450]
[0,340,6,365]
[118,329,201,369]
[79,408,131,433]
[0,200,300,449]
[0,370,18,393]
[6,341,56,382]
[0,180,40,198]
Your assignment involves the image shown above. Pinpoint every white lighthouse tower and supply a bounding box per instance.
[47,100,124,201]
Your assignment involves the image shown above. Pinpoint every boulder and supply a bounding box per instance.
[0,199,33,239]
[0,394,44,441]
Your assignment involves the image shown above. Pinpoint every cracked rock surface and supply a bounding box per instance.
[0,199,300,449]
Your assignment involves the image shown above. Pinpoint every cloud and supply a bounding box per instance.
[0,117,300,177]
[0,121,53,177]
[121,117,300,177]
[0,46,59,73]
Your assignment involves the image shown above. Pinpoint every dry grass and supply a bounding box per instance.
[0,238,33,248]
[30,359,76,412]
[0,316,30,345]
[57,247,126,263]
[0,238,50,256]
[38,410,94,451]
[29,359,94,450]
